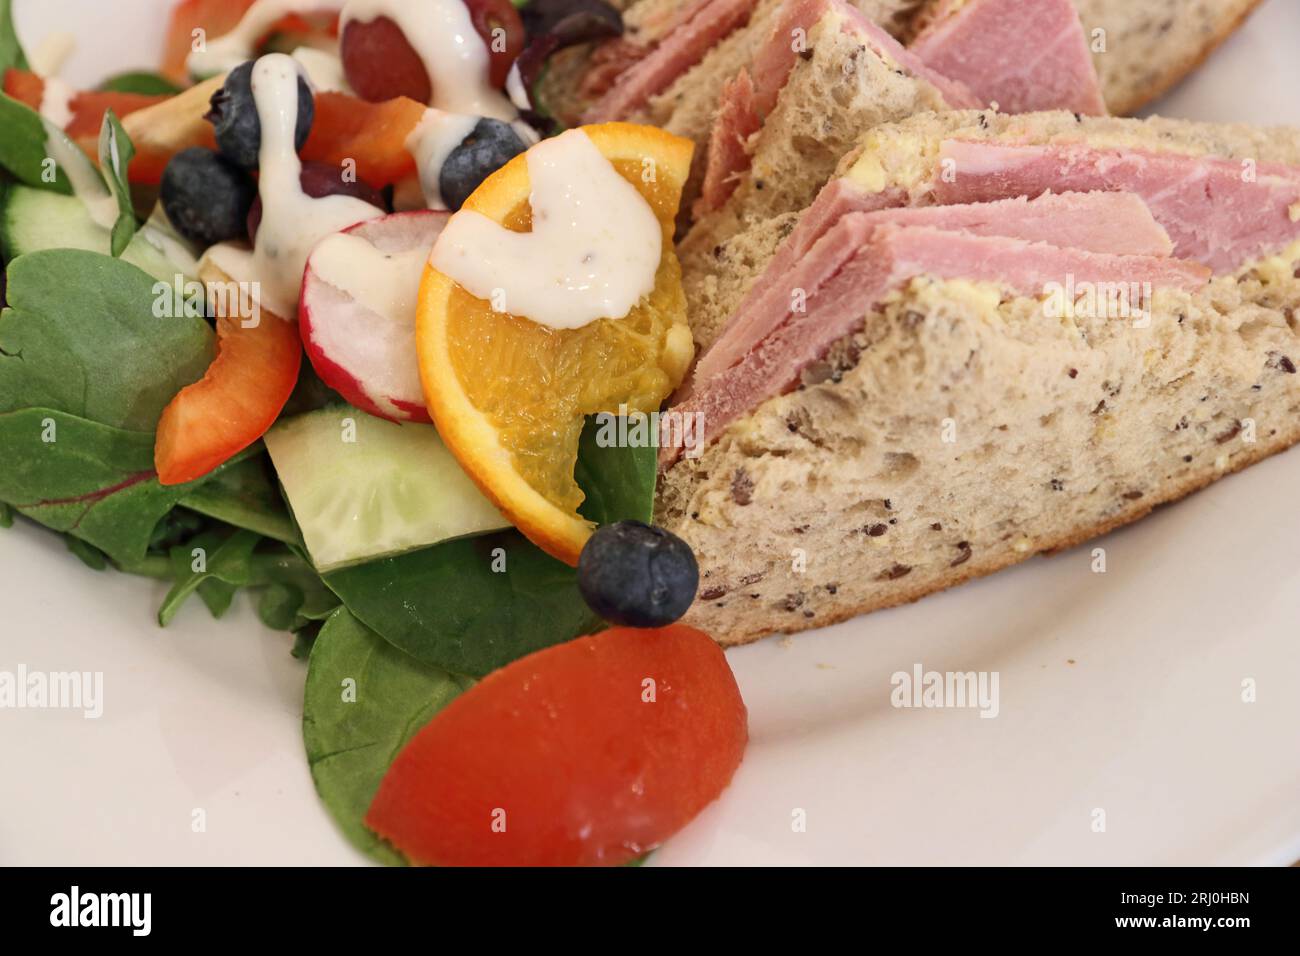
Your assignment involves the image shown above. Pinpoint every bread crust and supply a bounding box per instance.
[1102,0,1265,116]
[699,423,1300,647]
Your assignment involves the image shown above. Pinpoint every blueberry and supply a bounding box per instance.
[439,118,526,211]
[160,147,257,247]
[207,59,314,170]
[577,521,699,628]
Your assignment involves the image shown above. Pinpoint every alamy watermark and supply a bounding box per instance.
[890,663,1000,719]
[1043,273,1153,327]
[594,403,706,459]
[152,275,262,328]
[0,665,102,719]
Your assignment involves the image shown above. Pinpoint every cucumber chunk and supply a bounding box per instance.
[0,184,188,283]
[264,406,510,572]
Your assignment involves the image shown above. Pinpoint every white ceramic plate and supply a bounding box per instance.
[3,0,1299,867]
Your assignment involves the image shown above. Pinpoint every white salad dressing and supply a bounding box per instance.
[29,32,77,128]
[310,231,427,321]
[430,129,663,330]
[186,0,333,76]
[405,110,480,209]
[505,61,534,113]
[38,76,76,129]
[41,121,118,231]
[291,47,351,93]
[246,54,383,316]
[28,31,75,77]
[339,0,516,119]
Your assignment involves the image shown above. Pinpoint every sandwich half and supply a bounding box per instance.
[905,0,1265,115]
[677,0,1105,353]
[656,110,1300,645]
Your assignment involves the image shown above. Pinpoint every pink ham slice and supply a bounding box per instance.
[909,0,1106,116]
[692,0,981,214]
[936,140,1300,273]
[664,224,1209,464]
[687,190,1175,393]
[582,0,756,123]
[695,69,763,218]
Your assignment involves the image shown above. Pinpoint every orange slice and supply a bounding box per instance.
[416,123,694,565]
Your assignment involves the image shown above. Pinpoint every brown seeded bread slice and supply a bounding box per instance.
[657,255,1300,646]
[905,0,1265,115]
[675,11,954,350]
[681,108,1300,352]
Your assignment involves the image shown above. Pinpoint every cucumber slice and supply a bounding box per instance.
[0,184,189,283]
[264,406,510,572]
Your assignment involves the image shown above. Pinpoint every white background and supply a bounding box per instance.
[2,0,1299,865]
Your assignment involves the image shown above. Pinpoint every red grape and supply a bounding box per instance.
[340,1,524,104]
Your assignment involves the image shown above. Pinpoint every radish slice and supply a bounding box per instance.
[300,211,448,423]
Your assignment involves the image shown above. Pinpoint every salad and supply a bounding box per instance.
[0,0,747,866]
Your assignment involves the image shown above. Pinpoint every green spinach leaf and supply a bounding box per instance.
[303,607,471,865]
[324,418,655,677]
[0,249,213,429]
[257,572,340,633]
[97,110,137,257]
[179,452,297,543]
[0,0,27,72]
[0,93,70,192]
[98,71,182,96]
[158,528,261,626]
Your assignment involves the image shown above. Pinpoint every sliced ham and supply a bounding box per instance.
[909,0,1106,116]
[936,140,1300,273]
[695,69,763,218]
[665,224,1209,464]
[582,0,756,123]
[688,190,1174,392]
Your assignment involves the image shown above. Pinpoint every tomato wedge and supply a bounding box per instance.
[365,625,748,867]
[155,308,302,486]
[300,92,426,188]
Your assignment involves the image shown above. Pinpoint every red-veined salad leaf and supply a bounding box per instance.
[0,249,212,562]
